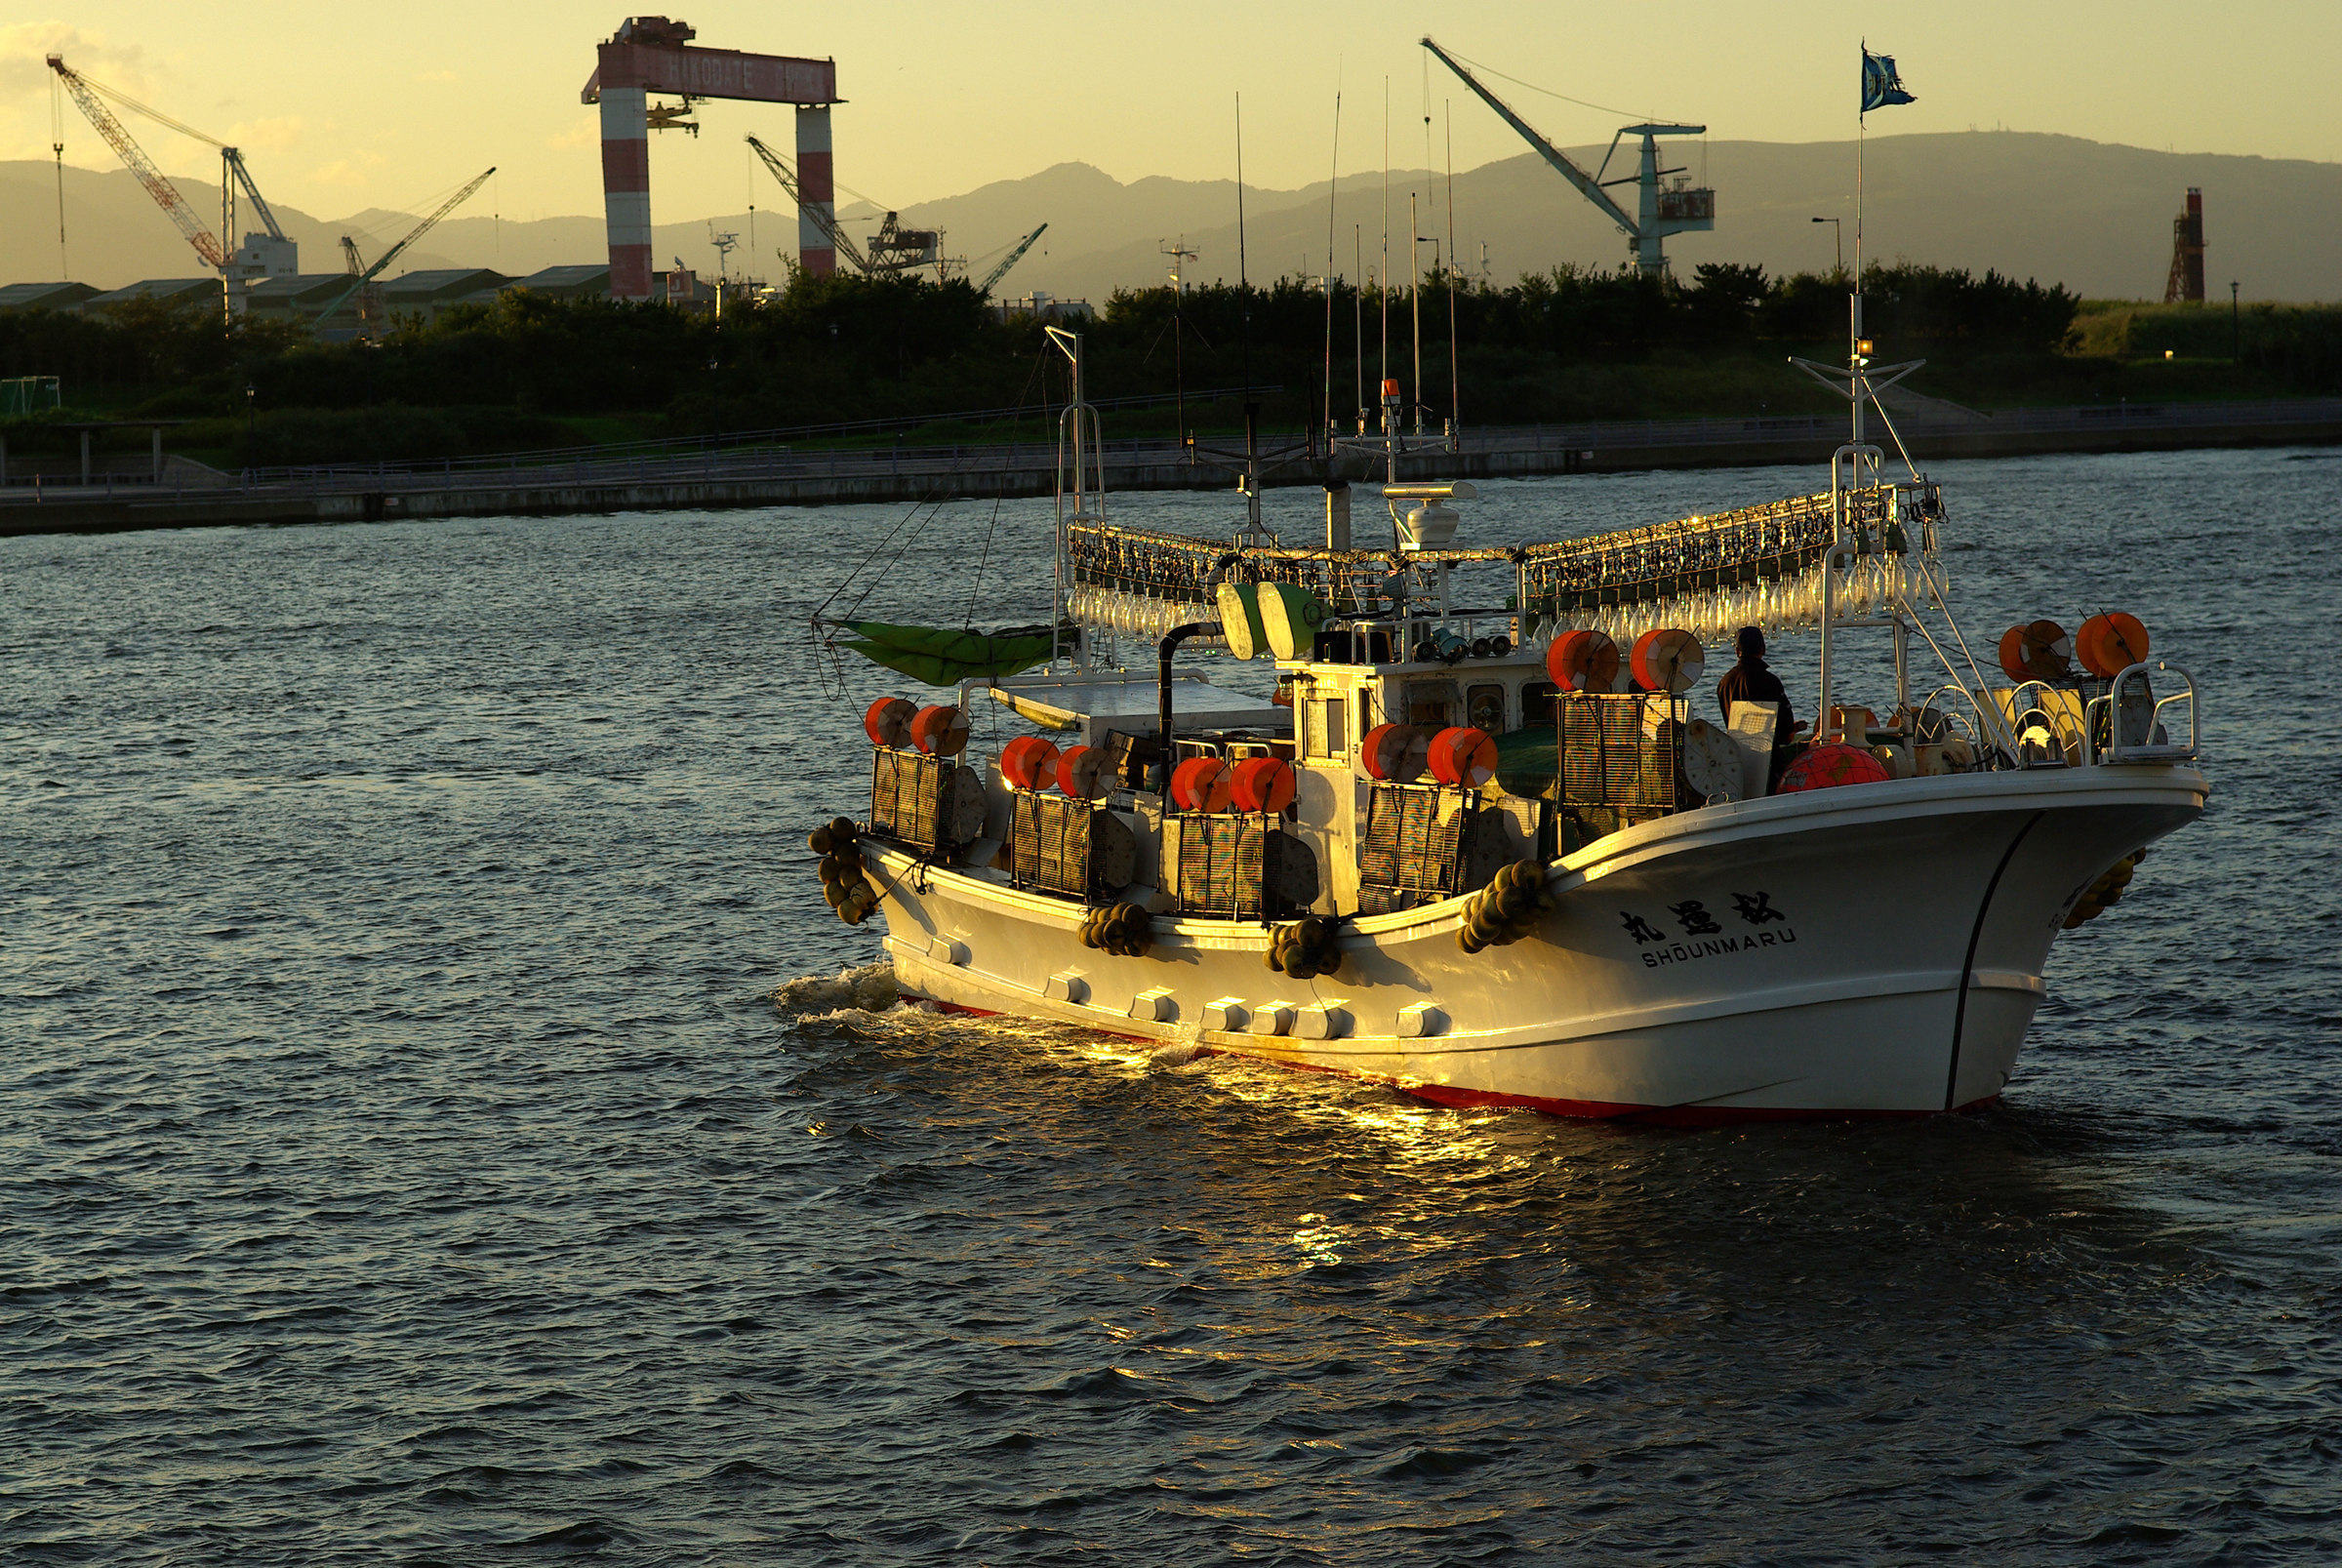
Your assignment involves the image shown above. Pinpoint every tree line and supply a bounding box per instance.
[2,261,2328,465]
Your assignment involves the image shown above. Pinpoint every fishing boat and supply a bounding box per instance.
[806,325,2206,1121]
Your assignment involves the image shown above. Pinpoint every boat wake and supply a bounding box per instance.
[1149,1030,1213,1069]
[771,960,908,1018]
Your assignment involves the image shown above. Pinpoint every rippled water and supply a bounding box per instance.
[7,447,2339,1563]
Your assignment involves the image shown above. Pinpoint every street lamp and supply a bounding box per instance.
[2231,280,2241,364]
[245,383,256,472]
[1812,217,1842,277]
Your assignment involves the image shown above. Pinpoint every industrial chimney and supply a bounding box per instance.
[2164,188,2205,304]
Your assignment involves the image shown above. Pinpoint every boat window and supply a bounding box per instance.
[1403,680,1460,729]
[1468,684,1506,734]
[1306,698,1348,759]
[1519,681,1560,728]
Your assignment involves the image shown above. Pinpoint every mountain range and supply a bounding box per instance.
[4,132,2336,304]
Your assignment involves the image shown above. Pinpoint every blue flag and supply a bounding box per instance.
[1862,48,1916,114]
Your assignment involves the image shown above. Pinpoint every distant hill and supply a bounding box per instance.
[6,132,2336,303]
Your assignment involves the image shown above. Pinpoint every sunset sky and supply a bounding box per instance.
[5,1,2335,224]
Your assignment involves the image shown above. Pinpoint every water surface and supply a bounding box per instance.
[5,447,2337,1563]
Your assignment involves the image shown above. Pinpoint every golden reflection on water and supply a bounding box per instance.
[815,981,2138,1326]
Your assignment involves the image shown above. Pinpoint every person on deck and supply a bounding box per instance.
[1716,625,1799,788]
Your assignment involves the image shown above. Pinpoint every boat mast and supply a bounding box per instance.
[1410,190,1423,439]
[1049,326,1101,671]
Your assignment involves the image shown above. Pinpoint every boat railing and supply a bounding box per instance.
[2086,662,2200,765]
[1994,680,2085,768]
[1919,683,2010,760]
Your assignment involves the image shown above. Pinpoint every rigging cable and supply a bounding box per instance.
[1433,45,1673,125]
[962,347,1052,627]
[1234,93,1249,400]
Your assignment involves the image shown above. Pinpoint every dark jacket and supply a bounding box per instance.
[1716,656,1795,739]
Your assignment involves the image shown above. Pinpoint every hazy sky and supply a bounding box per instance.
[6,2,2335,224]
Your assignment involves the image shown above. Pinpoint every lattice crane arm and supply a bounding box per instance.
[47,54,225,270]
[978,223,1047,297]
[746,133,869,273]
[308,168,495,331]
[1420,37,1640,239]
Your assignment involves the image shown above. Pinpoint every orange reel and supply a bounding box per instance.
[1427,727,1498,787]
[1231,756,1297,814]
[999,736,1061,791]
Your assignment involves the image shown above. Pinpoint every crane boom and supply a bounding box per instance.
[225,149,285,241]
[308,168,496,332]
[1421,38,1637,238]
[1423,37,1711,277]
[47,55,225,270]
[978,223,1047,296]
[746,134,869,273]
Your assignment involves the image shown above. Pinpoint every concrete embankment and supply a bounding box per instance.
[5,397,2337,539]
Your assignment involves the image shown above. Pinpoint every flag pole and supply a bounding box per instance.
[1852,46,1865,446]
[1853,43,1865,392]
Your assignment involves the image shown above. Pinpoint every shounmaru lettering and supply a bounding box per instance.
[1641,927,1798,967]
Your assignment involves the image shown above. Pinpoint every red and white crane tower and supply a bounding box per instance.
[582,17,841,301]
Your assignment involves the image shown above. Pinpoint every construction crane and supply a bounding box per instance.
[48,54,299,307]
[747,134,949,279]
[1422,37,1713,278]
[48,54,227,276]
[225,150,286,246]
[978,223,1048,297]
[309,168,495,337]
[747,134,870,272]
[339,235,384,335]
[864,212,944,276]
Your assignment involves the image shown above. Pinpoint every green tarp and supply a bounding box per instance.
[835,619,1061,687]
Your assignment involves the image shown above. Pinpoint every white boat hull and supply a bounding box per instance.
[866,766,2207,1121]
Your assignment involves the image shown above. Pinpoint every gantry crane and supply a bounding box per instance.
[1422,37,1714,278]
[309,168,495,337]
[47,54,297,314]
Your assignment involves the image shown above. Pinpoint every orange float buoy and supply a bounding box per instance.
[1998,625,2030,682]
[864,696,916,748]
[1000,735,1061,791]
[1548,628,1620,693]
[2075,618,2109,679]
[1359,723,1429,783]
[1171,755,1234,812]
[1192,757,1234,812]
[1545,629,1588,689]
[1427,726,1498,787]
[2077,613,2150,678]
[1232,755,1297,814]
[909,704,970,756]
[1778,743,1891,793]
[1055,744,1110,800]
[1631,628,1707,694]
